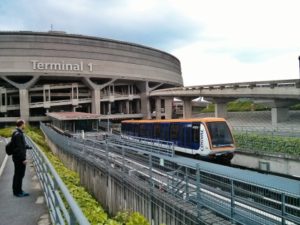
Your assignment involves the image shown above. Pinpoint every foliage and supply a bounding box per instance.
[201,103,215,113]
[0,127,14,138]
[200,100,270,113]
[290,103,300,110]
[114,211,149,225]
[234,132,300,156]
[7,125,150,225]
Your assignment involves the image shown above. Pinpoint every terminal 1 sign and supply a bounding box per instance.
[31,60,93,72]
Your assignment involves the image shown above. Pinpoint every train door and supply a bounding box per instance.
[160,123,170,142]
[177,123,192,153]
[170,123,180,146]
[191,123,200,150]
[183,123,192,153]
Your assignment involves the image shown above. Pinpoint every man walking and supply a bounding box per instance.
[11,119,31,197]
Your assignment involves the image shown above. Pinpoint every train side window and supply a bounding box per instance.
[140,124,146,138]
[192,123,200,143]
[185,123,192,147]
[170,123,179,140]
[160,123,169,141]
[154,124,160,139]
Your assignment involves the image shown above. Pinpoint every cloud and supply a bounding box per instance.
[0,0,299,85]
[172,41,299,86]
[0,0,200,50]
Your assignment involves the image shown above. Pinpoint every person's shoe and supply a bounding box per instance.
[14,192,29,197]
[21,191,29,196]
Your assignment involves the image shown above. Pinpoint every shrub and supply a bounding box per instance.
[0,126,150,225]
[234,132,300,156]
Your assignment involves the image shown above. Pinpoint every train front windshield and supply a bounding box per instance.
[206,122,234,147]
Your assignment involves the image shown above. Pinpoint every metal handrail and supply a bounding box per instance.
[26,136,90,225]
[40,123,300,225]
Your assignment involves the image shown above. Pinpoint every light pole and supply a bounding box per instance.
[298,56,300,78]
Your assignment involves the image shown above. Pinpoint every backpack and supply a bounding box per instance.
[5,131,18,156]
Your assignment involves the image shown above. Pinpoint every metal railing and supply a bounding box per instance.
[107,134,175,158]
[40,123,300,225]
[26,136,90,225]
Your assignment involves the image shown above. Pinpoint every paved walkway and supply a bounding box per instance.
[0,140,51,225]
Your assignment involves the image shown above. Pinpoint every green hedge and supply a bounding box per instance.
[1,126,149,225]
[201,100,270,113]
[234,132,300,156]
[0,127,14,138]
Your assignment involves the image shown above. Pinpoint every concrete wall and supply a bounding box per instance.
[45,136,198,225]
[0,31,182,86]
[231,151,300,177]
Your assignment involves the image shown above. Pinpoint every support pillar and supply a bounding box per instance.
[155,98,161,119]
[271,107,289,126]
[126,101,130,114]
[136,100,141,113]
[164,97,173,119]
[215,102,228,118]
[91,89,101,114]
[136,82,151,119]
[108,102,111,115]
[19,89,29,121]
[183,98,192,119]
[258,99,294,127]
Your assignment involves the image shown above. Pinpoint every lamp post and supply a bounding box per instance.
[298,56,300,78]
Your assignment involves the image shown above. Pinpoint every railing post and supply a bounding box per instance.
[148,154,153,224]
[231,179,235,223]
[281,193,286,225]
[185,167,189,201]
[196,163,202,221]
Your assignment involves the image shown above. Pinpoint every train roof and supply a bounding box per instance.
[121,118,227,123]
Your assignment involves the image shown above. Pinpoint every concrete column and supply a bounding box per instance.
[164,97,173,119]
[215,102,227,118]
[272,107,289,126]
[155,98,161,119]
[183,98,192,119]
[126,101,130,114]
[260,99,294,127]
[108,102,111,115]
[136,82,151,119]
[118,102,123,113]
[91,89,101,114]
[19,89,29,121]
[136,100,141,113]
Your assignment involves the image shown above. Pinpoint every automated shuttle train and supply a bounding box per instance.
[121,118,235,162]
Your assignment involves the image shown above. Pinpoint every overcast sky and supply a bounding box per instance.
[1,0,299,85]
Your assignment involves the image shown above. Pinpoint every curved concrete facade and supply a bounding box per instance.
[0,31,182,123]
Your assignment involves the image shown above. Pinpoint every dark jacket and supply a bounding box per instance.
[12,128,30,162]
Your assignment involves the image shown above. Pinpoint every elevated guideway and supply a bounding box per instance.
[41,123,300,225]
[150,79,300,126]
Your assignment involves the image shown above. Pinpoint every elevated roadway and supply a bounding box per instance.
[150,79,300,126]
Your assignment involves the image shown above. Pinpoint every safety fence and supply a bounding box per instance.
[40,122,300,225]
[26,136,90,225]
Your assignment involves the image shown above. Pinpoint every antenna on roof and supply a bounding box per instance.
[50,24,53,31]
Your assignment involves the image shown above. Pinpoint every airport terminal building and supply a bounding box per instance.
[0,31,183,124]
